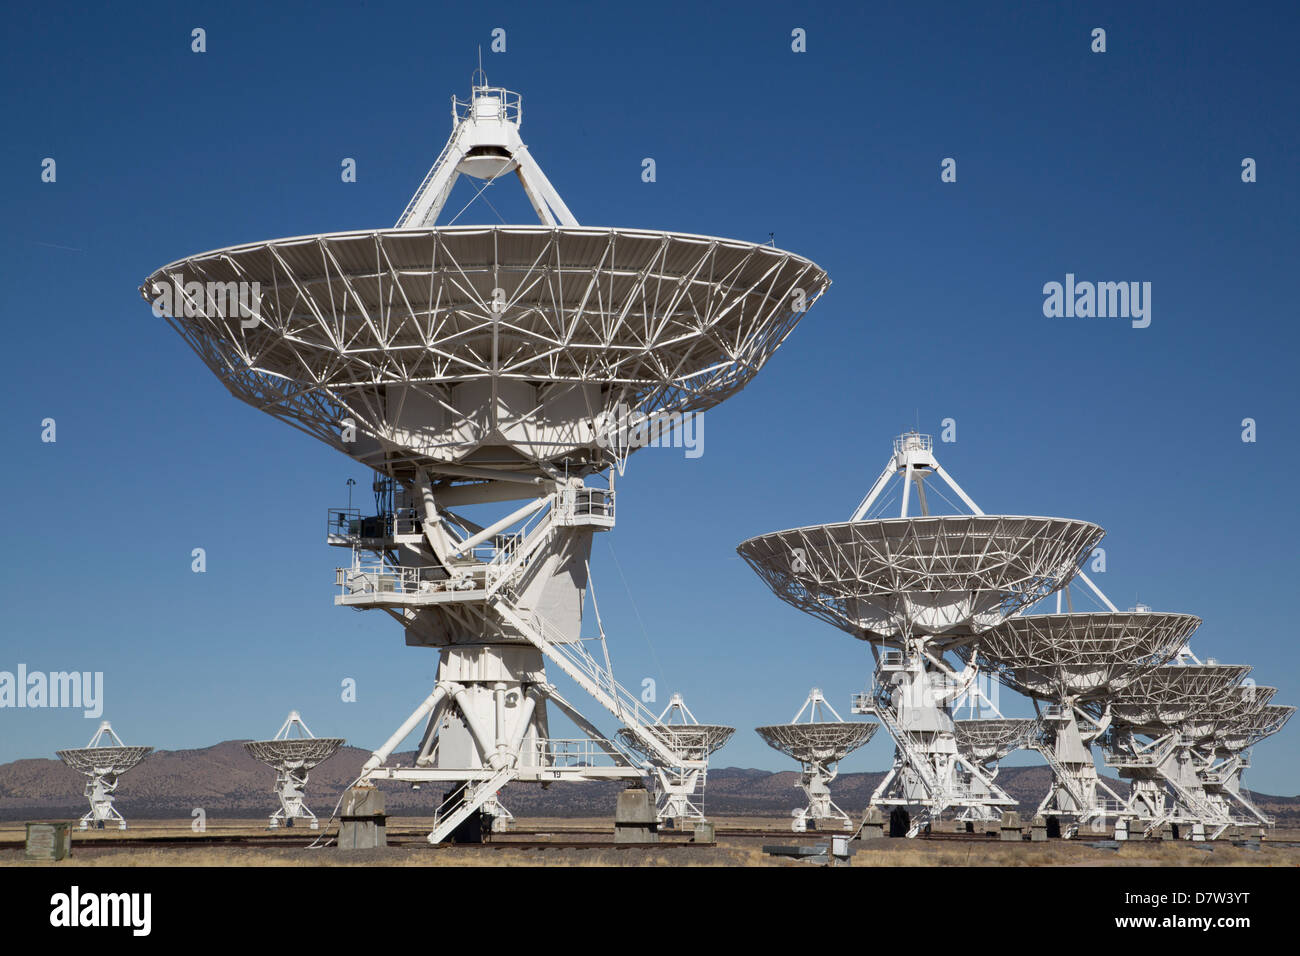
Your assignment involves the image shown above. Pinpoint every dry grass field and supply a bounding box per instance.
[2,816,1297,867]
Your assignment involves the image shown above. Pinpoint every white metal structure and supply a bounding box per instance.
[142,73,828,844]
[1101,662,1253,840]
[739,433,1104,835]
[970,611,1198,836]
[1199,702,1294,828]
[616,694,734,827]
[397,73,576,229]
[755,688,878,831]
[950,718,1038,823]
[243,711,345,830]
[56,722,153,831]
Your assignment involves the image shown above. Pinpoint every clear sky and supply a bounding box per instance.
[2,2,1297,795]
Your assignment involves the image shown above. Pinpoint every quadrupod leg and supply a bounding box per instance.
[358,675,641,844]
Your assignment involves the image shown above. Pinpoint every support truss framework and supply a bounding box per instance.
[242,711,345,830]
[756,688,878,831]
[968,611,1199,835]
[617,695,734,827]
[56,722,153,831]
[143,75,831,845]
[739,433,1103,834]
[1102,664,1257,839]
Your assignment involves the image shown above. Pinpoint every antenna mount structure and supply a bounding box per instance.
[243,711,345,830]
[616,694,734,828]
[1101,662,1265,840]
[970,610,1199,836]
[740,432,1104,836]
[756,687,878,831]
[56,722,153,831]
[142,72,828,844]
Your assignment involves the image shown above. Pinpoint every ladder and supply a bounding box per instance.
[1030,741,1095,823]
[396,132,461,228]
[867,695,942,798]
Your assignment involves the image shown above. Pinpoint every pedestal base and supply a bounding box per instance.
[614,787,659,844]
[338,786,387,851]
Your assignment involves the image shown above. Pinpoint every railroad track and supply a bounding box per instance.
[0,830,715,852]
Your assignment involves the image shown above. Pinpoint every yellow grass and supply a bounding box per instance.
[3,817,1297,867]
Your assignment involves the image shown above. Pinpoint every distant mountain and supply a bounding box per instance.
[3,742,1296,824]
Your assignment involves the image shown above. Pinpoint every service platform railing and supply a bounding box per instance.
[327,508,423,544]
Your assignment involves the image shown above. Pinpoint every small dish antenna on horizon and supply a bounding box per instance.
[243,711,345,830]
[756,688,877,832]
[56,721,153,831]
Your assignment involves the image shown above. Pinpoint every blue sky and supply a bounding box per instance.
[2,1,1298,795]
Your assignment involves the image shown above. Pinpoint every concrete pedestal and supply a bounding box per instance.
[999,811,1022,842]
[859,807,886,840]
[338,786,387,851]
[614,787,659,844]
[1029,816,1047,842]
[25,822,71,861]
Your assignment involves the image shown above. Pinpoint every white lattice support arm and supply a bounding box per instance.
[929,462,984,516]
[447,494,550,558]
[849,461,897,521]
[399,148,465,228]
[363,684,452,774]
[1075,571,1119,612]
[513,145,578,226]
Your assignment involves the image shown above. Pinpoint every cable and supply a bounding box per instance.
[604,539,666,689]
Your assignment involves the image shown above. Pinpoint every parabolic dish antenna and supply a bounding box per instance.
[142,227,826,480]
[1102,661,1254,840]
[1221,703,1295,752]
[142,72,828,847]
[56,721,154,831]
[755,722,879,765]
[1108,665,1252,733]
[952,718,1037,765]
[961,610,1199,833]
[739,515,1104,645]
[616,695,734,827]
[1196,699,1293,831]
[1200,684,1279,735]
[755,687,877,831]
[971,611,1199,701]
[738,433,1102,833]
[242,711,345,830]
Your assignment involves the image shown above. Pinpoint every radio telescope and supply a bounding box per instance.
[755,688,877,831]
[969,609,1198,836]
[243,711,345,829]
[1200,703,1294,828]
[616,695,734,827]
[56,722,153,830]
[950,718,1038,821]
[1101,658,1252,840]
[739,433,1103,836]
[142,72,827,844]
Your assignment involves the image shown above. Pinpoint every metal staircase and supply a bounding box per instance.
[427,765,519,845]
[494,601,681,767]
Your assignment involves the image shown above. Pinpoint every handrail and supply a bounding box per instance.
[452,87,522,125]
[427,765,519,845]
[396,131,462,228]
[495,602,679,767]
